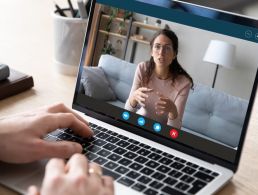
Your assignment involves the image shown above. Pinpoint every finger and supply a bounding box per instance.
[139,92,148,99]
[138,101,146,107]
[156,101,166,106]
[27,185,40,195]
[41,113,93,137]
[88,162,103,180]
[46,103,89,125]
[45,158,66,179]
[137,96,146,103]
[66,153,88,177]
[159,97,169,101]
[102,176,114,192]
[156,106,166,110]
[40,140,83,160]
[141,87,153,92]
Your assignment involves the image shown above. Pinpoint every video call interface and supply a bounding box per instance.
[77,0,258,162]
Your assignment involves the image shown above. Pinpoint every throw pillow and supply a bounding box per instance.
[81,67,116,101]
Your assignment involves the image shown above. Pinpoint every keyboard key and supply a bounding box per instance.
[113,147,127,155]
[129,162,143,171]
[168,170,183,178]
[128,139,140,145]
[97,149,111,157]
[106,136,120,144]
[163,152,174,159]
[104,161,119,170]
[188,179,206,194]
[115,166,129,174]
[96,132,110,140]
[92,139,107,147]
[159,157,173,166]
[118,158,132,166]
[151,172,166,180]
[126,144,140,152]
[146,160,159,169]
[164,177,177,185]
[132,183,146,192]
[170,162,185,170]
[161,186,185,195]
[186,162,199,169]
[138,175,152,184]
[116,140,130,148]
[150,148,162,154]
[117,134,129,140]
[102,167,120,180]
[117,177,134,187]
[182,166,196,175]
[135,156,148,164]
[157,165,171,173]
[175,182,190,191]
[199,167,212,174]
[85,152,98,161]
[137,149,151,156]
[93,157,108,165]
[180,174,195,183]
[149,180,164,189]
[143,188,158,195]
[194,171,214,182]
[103,143,117,151]
[126,170,140,179]
[124,151,138,159]
[107,153,121,162]
[148,153,162,161]
[58,133,72,140]
[174,157,186,164]
[140,167,153,176]
[87,145,101,153]
[45,135,58,141]
[211,172,219,177]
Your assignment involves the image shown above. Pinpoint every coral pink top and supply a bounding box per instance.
[125,62,191,129]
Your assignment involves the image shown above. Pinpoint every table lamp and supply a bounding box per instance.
[203,40,236,88]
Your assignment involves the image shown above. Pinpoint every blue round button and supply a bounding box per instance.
[153,123,161,132]
[137,117,145,126]
[122,111,130,120]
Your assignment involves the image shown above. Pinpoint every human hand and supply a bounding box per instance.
[27,154,114,195]
[155,96,178,119]
[0,103,93,163]
[130,87,153,107]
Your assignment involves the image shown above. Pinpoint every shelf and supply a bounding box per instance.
[132,21,162,31]
[101,14,130,23]
[130,36,150,45]
[99,30,127,39]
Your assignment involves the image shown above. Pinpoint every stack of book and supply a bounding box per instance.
[0,69,34,100]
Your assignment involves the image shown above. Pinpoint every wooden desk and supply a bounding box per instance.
[0,0,258,194]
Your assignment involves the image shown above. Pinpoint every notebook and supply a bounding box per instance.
[0,0,258,194]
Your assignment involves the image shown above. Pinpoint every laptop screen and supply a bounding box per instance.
[74,0,258,164]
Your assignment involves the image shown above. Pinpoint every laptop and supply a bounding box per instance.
[1,0,258,194]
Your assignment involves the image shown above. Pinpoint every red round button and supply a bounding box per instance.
[170,129,179,139]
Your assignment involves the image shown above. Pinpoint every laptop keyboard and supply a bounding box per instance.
[45,122,219,195]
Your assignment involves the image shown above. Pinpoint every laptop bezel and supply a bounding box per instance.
[72,0,258,172]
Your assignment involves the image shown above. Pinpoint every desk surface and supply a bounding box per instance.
[0,0,258,195]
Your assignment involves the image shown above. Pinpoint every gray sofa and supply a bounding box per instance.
[80,54,248,148]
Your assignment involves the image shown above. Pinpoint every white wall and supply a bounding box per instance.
[128,13,258,100]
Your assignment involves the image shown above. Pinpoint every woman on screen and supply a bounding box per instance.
[125,29,193,129]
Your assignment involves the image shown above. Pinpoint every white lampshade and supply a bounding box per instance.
[203,40,236,69]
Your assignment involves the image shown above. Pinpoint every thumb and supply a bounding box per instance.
[27,185,40,195]
[41,140,83,159]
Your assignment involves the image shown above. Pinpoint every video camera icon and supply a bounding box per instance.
[137,117,145,126]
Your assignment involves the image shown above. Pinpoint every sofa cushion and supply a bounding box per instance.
[81,67,116,101]
[98,55,137,103]
[182,84,248,147]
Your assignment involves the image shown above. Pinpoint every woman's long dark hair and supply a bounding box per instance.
[144,29,193,88]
